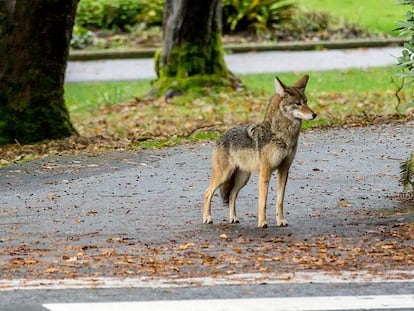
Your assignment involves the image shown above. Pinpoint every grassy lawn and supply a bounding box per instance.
[242,68,399,93]
[63,66,411,146]
[298,0,406,36]
[65,80,152,114]
[65,67,403,111]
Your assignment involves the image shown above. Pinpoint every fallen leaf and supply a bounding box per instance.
[179,242,195,250]
[337,201,352,207]
[65,255,78,262]
[44,267,59,274]
[24,258,39,265]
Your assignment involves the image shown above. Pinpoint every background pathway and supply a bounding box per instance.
[65,47,403,82]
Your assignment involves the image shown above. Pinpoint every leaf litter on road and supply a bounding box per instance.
[0,221,412,280]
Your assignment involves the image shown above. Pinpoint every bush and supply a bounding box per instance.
[291,11,330,33]
[135,0,164,29]
[76,0,107,28]
[71,25,96,49]
[75,0,298,36]
[277,10,370,42]
[222,0,296,35]
[396,0,414,83]
[75,0,163,31]
[396,0,414,194]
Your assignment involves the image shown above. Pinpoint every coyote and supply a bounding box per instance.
[203,75,316,228]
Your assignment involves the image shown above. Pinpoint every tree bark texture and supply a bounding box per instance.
[0,0,78,145]
[155,0,239,94]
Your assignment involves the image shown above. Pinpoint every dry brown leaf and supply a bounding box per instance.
[179,242,195,250]
[337,201,352,208]
[24,258,39,265]
[44,267,59,274]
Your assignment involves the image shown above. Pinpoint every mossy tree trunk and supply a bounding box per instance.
[154,0,241,96]
[0,0,78,145]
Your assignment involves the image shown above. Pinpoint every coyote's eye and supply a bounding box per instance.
[295,102,302,106]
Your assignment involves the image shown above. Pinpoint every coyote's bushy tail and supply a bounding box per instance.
[219,169,237,204]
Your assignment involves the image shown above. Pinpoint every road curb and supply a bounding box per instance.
[68,38,407,61]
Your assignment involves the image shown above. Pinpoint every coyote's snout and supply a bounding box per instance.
[203,75,316,228]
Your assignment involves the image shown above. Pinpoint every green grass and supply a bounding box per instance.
[65,80,151,114]
[298,0,407,36]
[63,66,411,144]
[64,67,401,113]
[242,67,401,94]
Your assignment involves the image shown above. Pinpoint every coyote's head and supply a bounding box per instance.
[274,75,317,121]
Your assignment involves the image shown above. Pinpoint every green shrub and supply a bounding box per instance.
[134,0,164,29]
[76,0,106,28]
[71,25,95,49]
[75,0,163,31]
[75,0,297,36]
[395,1,414,112]
[396,0,414,194]
[291,10,330,33]
[277,10,369,41]
[222,0,296,34]
[396,0,414,82]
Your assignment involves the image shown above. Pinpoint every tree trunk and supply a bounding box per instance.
[154,0,240,96]
[0,0,78,145]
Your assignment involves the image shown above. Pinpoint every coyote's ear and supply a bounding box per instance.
[294,75,309,90]
[274,77,286,96]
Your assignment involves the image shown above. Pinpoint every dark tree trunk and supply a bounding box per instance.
[0,0,78,145]
[154,0,240,96]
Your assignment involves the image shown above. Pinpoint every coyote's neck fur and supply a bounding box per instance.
[261,93,302,146]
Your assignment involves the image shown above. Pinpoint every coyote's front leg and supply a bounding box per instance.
[276,164,290,227]
[258,165,271,228]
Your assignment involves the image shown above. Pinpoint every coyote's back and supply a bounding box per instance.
[203,75,316,228]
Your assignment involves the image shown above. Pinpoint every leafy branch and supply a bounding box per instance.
[396,0,414,194]
[400,152,414,192]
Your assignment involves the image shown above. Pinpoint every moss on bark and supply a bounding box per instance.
[153,39,240,96]
[152,0,242,97]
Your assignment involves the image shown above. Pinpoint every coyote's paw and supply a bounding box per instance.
[277,218,288,227]
[258,220,268,228]
[230,217,240,224]
[203,216,213,224]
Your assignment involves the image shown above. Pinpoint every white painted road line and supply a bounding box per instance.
[1,270,413,291]
[43,295,414,311]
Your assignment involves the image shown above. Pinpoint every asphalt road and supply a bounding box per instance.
[65,47,403,82]
[1,122,413,310]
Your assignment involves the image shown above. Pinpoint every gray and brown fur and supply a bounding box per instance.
[203,75,316,228]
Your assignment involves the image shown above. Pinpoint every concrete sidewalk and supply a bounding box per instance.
[65,47,403,83]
